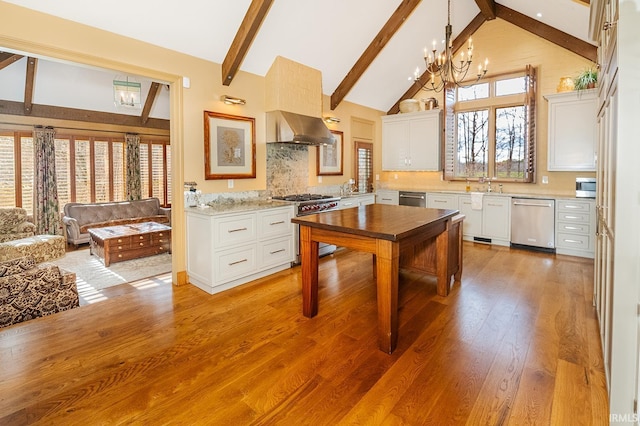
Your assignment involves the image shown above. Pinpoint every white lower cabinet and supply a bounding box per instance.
[186,205,295,294]
[338,194,375,209]
[376,190,399,205]
[451,193,510,246]
[482,196,510,243]
[555,198,595,258]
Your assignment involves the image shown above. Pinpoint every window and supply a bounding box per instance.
[444,66,536,183]
[0,130,171,214]
[354,141,373,193]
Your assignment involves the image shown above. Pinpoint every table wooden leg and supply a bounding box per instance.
[375,239,399,354]
[300,225,319,318]
[436,222,450,296]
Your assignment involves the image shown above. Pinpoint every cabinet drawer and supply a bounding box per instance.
[214,214,256,247]
[556,232,591,250]
[557,222,590,234]
[557,200,592,213]
[427,194,457,209]
[558,211,590,223]
[214,245,257,284]
[111,236,131,247]
[259,237,293,268]
[259,209,292,239]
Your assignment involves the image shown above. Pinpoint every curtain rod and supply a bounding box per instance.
[0,120,169,138]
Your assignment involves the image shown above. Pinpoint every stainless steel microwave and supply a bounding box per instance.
[576,177,596,198]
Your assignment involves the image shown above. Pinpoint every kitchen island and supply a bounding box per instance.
[293,204,463,354]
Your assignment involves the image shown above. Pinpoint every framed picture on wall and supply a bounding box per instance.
[204,111,256,179]
[317,130,343,176]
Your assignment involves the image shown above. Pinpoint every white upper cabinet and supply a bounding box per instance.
[545,89,598,171]
[382,110,441,171]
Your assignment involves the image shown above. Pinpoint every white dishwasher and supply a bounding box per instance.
[510,198,555,251]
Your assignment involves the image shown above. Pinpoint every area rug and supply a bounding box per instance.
[51,249,172,290]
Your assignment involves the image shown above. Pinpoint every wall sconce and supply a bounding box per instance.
[220,95,246,105]
[324,116,340,124]
[113,76,142,109]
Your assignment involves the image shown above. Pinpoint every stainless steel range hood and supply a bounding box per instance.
[266,110,335,146]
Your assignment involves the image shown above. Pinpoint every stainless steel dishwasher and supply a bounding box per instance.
[399,191,426,207]
[511,198,555,251]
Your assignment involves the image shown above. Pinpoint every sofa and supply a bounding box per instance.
[0,208,36,243]
[62,198,171,245]
[0,256,79,328]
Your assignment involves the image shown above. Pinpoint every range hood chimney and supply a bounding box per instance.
[266,110,335,146]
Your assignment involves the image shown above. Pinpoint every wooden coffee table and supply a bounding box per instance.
[89,222,171,266]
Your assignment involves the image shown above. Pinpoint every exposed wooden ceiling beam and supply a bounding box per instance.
[24,57,37,115]
[0,53,23,70]
[495,4,597,63]
[0,100,170,130]
[141,82,161,125]
[475,0,496,20]
[330,0,422,111]
[387,13,486,115]
[222,0,274,86]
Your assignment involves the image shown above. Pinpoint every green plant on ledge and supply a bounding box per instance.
[574,67,598,91]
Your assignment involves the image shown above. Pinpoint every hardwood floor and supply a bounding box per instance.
[0,243,608,425]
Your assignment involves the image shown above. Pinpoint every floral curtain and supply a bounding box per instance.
[126,133,142,200]
[33,126,62,235]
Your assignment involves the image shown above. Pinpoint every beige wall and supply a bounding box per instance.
[379,18,596,196]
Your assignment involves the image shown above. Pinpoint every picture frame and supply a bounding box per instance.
[317,130,343,176]
[204,111,256,180]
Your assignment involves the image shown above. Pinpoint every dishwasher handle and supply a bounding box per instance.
[513,201,553,208]
[399,194,425,199]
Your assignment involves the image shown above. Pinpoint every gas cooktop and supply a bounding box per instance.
[273,194,337,202]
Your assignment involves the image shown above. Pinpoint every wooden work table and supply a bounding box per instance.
[292,204,464,354]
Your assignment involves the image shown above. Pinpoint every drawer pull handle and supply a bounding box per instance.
[565,205,580,209]
[228,227,247,233]
[563,239,583,244]
[118,254,123,258]
[270,249,285,255]
[139,242,144,246]
[381,198,392,201]
[270,221,285,225]
[434,200,447,203]
[564,226,580,230]
[229,258,248,266]
[488,203,505,207]
[565,216,579,219]
[118,246,123,250]
[344,202,354,206]
[117,239,123,243]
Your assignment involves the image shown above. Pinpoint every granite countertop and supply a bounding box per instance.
[376,188,590,200]
[185,199,293,215]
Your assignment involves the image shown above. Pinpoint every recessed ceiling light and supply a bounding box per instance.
[536,12,542,18]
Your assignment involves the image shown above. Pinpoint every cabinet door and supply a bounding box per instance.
[482,196,510,240]
[457,195,482,237]
[382,119,410,170]
[546,90,597,171]
[408,111,441,171]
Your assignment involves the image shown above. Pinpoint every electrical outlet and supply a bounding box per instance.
[318,176,322,183]
[394,174,398,180]
[375,174,380,181]
[542,176,548,184]
[228,179,234,188]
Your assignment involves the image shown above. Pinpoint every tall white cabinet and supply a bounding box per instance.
[381,110,441,171]
[591,0,640,418]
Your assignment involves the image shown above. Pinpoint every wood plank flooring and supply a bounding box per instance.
[0,243,609,425]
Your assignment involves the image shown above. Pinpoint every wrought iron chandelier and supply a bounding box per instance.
[413,0,488,92]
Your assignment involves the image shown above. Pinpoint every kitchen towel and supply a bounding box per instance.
[471,192,484,210]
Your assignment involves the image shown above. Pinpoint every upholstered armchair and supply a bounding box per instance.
[0,256,79,328]
[0,208,36,243]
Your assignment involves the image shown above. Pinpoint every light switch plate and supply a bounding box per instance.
[542,176,548,184]
[228,179,234,188]
[318,176,322,183]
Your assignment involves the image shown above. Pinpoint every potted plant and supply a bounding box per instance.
[574,67,598,91]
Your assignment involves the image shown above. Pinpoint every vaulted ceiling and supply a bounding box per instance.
[0,0,594,127]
